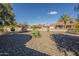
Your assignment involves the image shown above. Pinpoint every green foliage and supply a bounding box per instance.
[11,27,15,31]
[32,29,41,38]
[73,22,79,32]
[0,3,17,32]
[0,29,4,32]
[0,3,16,27]
[59,14,70,28]
[31,25,41,30]
[36,31,41,38]
[47,26,49,32]
[0,28,4,32]
[0,25,4,32]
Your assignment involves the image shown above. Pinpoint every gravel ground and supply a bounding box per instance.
[0,32,48,56]
[0,31,79,56]
[51,33,79,56]
[26,31,65,56]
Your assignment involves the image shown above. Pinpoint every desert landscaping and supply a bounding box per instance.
[0,3,79,56]
[0,30,79,56]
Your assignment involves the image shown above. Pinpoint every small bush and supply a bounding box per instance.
[47,26,50,32]
[36,31,41,38]
[11,27,15,31]
[0,28,4,32]
[32,29,41,38]
[73,22,79,33]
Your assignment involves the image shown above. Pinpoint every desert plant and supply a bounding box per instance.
[73,22,79,32]
[47,26,50,32]
[0,25,4,32]
[32,29,41,38]
[11,27,15,31]
[36,30,41,38]
[0,28,4,32]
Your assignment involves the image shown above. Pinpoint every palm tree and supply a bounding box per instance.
[59,14,70,29]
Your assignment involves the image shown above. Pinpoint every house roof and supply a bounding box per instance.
[49,20,75,26]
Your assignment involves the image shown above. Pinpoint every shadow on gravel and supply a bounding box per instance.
[0,32,48,56]
[50,34,79,56]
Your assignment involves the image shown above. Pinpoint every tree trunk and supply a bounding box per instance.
[64,21,67,29]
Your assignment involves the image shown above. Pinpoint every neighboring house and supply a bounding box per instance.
[55,21,73,29]
[49,20,76,30]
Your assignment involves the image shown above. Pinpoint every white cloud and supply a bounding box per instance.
[48,11,58,15]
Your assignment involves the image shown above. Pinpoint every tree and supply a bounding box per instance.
[0,3,16,31]
[0,3,16,26]
[59,14,70,29]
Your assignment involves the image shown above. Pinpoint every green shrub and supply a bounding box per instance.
[0,28,4,32]
[11,27,15,31]
[47,26,49,32]
[0,26,4,32]
[36,31,41,38]
[73,22,79,32]
[32,29,41,38]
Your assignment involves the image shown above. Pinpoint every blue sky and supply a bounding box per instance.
[12,3,78,25]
